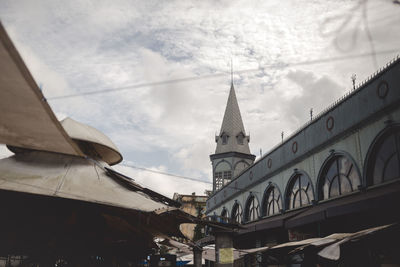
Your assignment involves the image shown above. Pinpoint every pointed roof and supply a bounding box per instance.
[215,83,251,154]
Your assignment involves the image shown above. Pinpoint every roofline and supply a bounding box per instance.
[252,55,400,168]
[210,151,256,161]
[206,55,400,204]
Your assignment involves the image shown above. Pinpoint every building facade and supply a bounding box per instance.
[205,56,400,265]
[173,192,208,240]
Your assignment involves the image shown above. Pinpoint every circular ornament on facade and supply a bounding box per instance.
[267,158,272,169]
[326,116,334,131]
[292,141,298,154]
[377,81,389,99]
[249,171,253,180]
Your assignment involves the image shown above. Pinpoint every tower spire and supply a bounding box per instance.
[214,74,251,155]
[230,59,233,88]
[210,68,255,192]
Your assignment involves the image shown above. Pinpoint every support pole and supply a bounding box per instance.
[214,230,234,267]
[193,246,203,267]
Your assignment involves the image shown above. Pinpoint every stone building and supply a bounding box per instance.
[173,192,208,240]
[211,81,256,192]
[205,56,400,265]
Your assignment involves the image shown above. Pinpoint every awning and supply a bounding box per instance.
[61,118,123,165]
[239,208,306,234]
[285,182,400,228]
[195,235,215,246]
[0,151,169,212]
[317,224,395,261]
[262,223,397,262]
[0,22,83,157]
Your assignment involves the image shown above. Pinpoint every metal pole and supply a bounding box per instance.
[193,247,203,267]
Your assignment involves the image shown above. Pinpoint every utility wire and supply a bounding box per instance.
[47,49,399,100]
[119,162,261,194]
[119,162,212,185]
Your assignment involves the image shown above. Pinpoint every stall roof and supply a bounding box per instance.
[0,151,168,212]
[285,182,400,228]
[317,223,395,261]
[239,208,306,234]
[61,118,123,165]
[0,22,83,157]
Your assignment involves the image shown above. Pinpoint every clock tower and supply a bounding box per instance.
[210,80,255,192]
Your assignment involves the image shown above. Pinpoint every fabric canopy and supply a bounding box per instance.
[0,151,167,212]
[0,22,82,157]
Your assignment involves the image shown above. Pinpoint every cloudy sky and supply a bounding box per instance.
[0,0,399,197]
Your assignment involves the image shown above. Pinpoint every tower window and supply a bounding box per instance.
[221,134,229,145]
[223,171,232,185]
[215,172,223,191]
[215,171,232,190]
[237,133,244,145]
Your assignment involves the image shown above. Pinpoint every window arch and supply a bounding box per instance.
[214,160,232,191]
[318,153,361,200]
[220,207,229,222]
[366,124,400,186]
[244,195,259,222]
[231,202,243,223]
[236,132,245,145]
[285,171,314,210]
[262,184,282,217]
[221,132,229,145]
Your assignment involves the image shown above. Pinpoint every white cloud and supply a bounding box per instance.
[1,0,399,197]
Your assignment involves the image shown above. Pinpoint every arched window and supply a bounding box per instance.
[366,125,400,186]
[220,207,229,222]
[231,202,243,223]
[319,154,361,200]
[244,195,259,222]
[214,161,232,191]
[221,133,229,145]
[262,185,282,217]
[286,172,314,210]
[237,132,245,145]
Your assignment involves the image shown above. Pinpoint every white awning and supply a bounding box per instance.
[0,151,166,212]
[61,117,122,165]
[0,23,82,157]
[317,224,394,260]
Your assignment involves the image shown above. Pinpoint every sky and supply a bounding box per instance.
[0,0,399,198]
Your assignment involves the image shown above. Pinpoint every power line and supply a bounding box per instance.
[47,49,399,100]
[119,162,213,185]
[119,162,261,194]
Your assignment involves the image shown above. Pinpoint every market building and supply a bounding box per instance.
[205,56,400,266]
[0,22,200,266]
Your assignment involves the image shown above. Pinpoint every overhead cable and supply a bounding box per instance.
[47,49,399,100]
[119,162,213,185]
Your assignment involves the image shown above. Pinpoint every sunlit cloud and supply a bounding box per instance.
[1,0,399,196]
